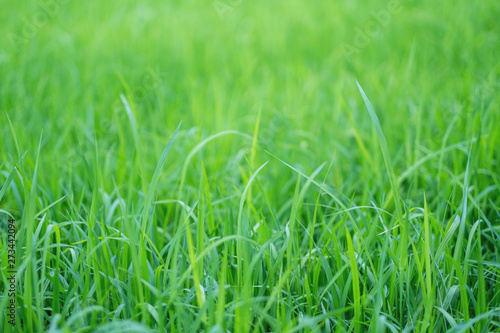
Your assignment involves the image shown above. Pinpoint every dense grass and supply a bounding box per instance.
[1,0,500,332]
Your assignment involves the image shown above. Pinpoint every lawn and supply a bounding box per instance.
[1,0,499,332]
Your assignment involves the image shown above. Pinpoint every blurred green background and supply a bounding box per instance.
[2,0,498,156]
[2,0,499,208]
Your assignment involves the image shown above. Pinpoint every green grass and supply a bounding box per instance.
[1,0,500,332]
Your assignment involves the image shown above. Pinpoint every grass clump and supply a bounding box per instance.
[1,0,500,332]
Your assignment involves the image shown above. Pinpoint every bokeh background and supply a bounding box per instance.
[2,1,498,185]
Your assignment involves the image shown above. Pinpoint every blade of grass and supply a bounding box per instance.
[345,226,361,332]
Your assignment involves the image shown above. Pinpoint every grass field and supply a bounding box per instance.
[1,0,500,332]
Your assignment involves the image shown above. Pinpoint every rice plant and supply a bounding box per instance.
[0,0,499,332]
